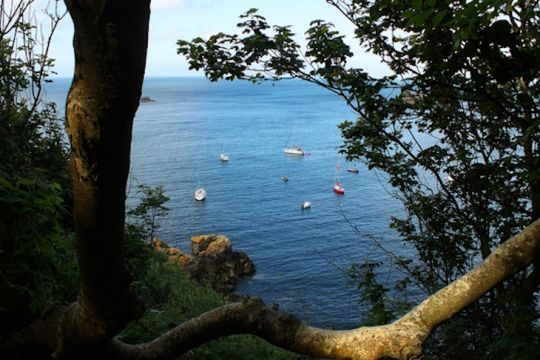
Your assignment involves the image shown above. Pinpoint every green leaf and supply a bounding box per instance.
[433,10,448,26]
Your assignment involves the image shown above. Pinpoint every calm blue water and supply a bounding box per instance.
[45,77,416,329]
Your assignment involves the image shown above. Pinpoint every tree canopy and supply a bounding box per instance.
[178,0,540,356]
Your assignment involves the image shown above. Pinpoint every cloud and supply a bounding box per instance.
[152,0,187,10]
[152,0,223,12]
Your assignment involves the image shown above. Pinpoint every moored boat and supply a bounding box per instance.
[301,201,312,209]
[194,160,206,200]
[220,141,229,161]
[333,162,345,195]
[194,187,206,201]
[333,182,345,195]
[284,146,305,156]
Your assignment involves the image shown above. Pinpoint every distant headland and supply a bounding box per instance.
[140,96,156,103]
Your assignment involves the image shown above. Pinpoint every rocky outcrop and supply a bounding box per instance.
[191,234,232,256]
[153,238,194,267]
[140,96,155,103]
[152,234,255,293]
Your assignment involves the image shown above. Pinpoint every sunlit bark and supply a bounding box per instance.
[32,1,151,357]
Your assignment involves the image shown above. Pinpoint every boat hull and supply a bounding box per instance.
[284,147,305,156]
[194,188,206,201]
[333,185,345,195]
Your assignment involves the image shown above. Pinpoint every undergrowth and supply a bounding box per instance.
[120,226,306,359]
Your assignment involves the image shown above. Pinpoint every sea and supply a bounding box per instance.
[44,77,418,329]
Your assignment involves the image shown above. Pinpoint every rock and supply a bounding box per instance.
[140,96,155,103]
[187,251,255,293]
[191,234,231,256]
[204,236,232,256]
[151,235,255,294]
[169,252,195,268]
[151,237,168,251]
[177,253,194,267]
[167,247,182,256]
[152,236,194,265]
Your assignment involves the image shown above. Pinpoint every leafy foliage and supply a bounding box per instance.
[0,0,73,341]
[177,0,540,356]
[0,177,77,329]
[127,184,170,244]
[347,261,411,326]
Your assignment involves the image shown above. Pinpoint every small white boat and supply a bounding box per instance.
[301,201,311,209]
[194,187,206,201]
[280,176,289,182]
[220,141,229,161]
[284,146,305,156]
[194,160,206,201]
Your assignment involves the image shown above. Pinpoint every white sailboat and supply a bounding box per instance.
[194,161,206,201]
[284,146,305,156]
[220,140,229,162]
[284,121,306,156]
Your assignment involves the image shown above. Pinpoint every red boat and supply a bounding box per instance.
[333,163,345,195]
[334,163,345,195]
[333,182,345,195]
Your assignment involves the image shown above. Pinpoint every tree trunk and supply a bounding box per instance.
[34,1,151,357]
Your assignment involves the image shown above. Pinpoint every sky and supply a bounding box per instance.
[34,0,388,78]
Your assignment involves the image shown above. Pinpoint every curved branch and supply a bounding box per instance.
[400,217,540,331]
[113,297,425,360]
[113,219,540,360]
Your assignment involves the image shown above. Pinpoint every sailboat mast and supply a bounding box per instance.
[196,160,201,187]
[334,162,340,184]
[285,127,292,147]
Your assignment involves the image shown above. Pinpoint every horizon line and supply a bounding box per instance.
[49,74,207,80]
